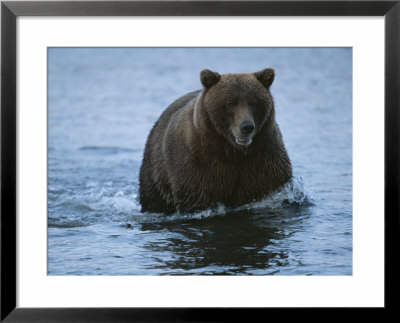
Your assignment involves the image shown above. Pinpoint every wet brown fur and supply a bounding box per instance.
[139,68,292,213]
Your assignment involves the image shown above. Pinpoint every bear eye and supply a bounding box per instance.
[227,99,238,107]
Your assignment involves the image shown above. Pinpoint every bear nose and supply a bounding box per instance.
[240,120,255,136]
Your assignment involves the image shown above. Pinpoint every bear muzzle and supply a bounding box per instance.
[233,120,255,146]
[240,120,255,136]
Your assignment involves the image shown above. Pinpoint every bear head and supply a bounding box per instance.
[199,68,275,148]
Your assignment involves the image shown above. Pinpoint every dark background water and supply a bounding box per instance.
[48,48,352,275]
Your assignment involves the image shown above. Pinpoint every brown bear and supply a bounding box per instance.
[139,68,292,213]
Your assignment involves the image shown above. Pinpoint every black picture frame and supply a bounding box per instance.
[1,1,399,321]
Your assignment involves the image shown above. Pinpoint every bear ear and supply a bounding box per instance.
[254,68,275,89]
[200,69,221,89]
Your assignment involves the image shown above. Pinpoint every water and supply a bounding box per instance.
[48,48,352,275]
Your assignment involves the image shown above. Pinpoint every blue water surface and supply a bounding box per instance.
[48,48,352,275]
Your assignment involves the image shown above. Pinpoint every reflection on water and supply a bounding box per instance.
[140,207,312,275]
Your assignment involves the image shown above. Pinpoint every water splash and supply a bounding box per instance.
[236,176,314,211]
[134,176,314,223]
[100,191,140,214]
[48,183,141,228]
[133,203,228,223]
[49,176,313,228]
